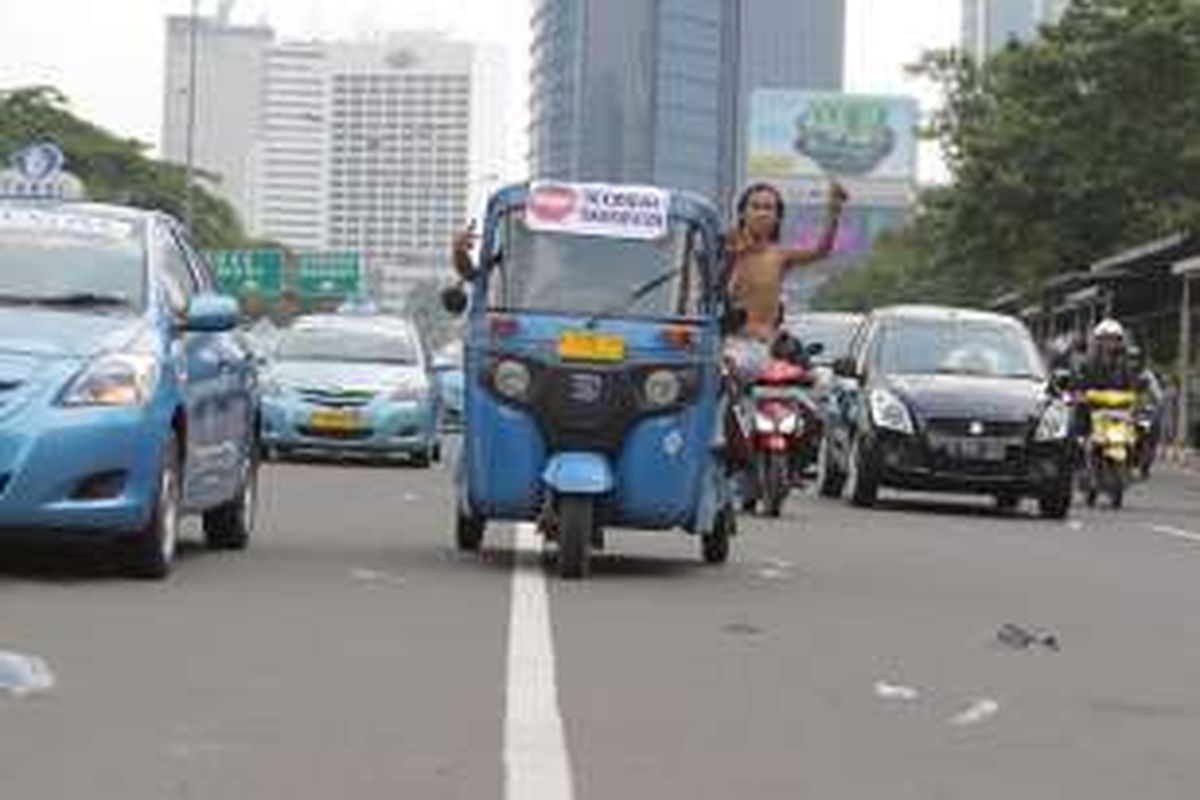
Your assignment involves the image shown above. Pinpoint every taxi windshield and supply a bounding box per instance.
[488,211,702,318]
[0,212,145,310]
[276,326,419,365]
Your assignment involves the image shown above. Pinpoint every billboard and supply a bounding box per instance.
[747,91,918,182]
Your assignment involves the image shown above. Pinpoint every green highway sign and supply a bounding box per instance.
[298,251,361,297]
[206,250,285,296]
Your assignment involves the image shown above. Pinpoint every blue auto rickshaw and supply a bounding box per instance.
[441,181,740,579]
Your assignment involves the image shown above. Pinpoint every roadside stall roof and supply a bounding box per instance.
[1090,231,1194,277]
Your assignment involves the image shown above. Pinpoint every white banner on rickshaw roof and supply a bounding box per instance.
[525,181,670,241]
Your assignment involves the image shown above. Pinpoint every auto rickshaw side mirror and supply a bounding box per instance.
[440,284,469,316]
[719,306,747,336]
[832,356,858,379]
[806,341,825,358]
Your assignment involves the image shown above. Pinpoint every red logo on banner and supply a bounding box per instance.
[529,185,578,222]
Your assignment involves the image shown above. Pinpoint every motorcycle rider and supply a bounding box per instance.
[1069,318,1145,453]
[1074,319,1139,391]
[720,180,846,482]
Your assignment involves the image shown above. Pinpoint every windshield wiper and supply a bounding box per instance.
[32,292,131,308]
[583,267,681,329]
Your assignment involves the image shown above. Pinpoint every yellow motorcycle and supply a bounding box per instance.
[1079,388,1139,509]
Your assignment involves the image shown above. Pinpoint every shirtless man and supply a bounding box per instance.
[723,181,848,378]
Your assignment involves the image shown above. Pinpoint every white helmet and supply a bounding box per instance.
[1092,318,1125,340]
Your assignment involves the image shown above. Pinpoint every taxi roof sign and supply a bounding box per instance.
[0,142,85,200]
[525,181,670,241]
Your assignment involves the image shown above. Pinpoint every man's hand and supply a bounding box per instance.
[827,181,849,212]
[451,220,478,280]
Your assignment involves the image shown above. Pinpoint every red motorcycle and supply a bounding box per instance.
[741,346,822,517]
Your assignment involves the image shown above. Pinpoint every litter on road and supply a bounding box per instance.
[0,650,55,697]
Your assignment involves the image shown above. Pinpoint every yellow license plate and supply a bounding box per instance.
[309,409,362,431]
[558,331,626,362]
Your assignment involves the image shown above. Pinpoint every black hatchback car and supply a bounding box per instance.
[817,305,1074,517]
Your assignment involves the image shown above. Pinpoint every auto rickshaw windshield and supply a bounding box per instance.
[486,210,703,318]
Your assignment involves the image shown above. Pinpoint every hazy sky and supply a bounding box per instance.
[0,0,959,181]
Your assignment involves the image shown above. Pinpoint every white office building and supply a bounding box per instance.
[162,17,503,310]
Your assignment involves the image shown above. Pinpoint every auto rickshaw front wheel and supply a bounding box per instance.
[558,495,592,579]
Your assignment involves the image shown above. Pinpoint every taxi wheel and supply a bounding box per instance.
[456,512,485,552]
[203,448,258,550]
[558,495,591,580]
[122,436,181,580]
[702,505,734,565]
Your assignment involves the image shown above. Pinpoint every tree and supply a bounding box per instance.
[0,86,252,249]
[817,0,1200,309]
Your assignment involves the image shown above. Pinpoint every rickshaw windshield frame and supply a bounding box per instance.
[478,189,721,322]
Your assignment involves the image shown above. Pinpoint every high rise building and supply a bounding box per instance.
[162,15,498,311]
[253,35,475,265]
[961,0,1071,60]
[529,0,845,206]
[162,12,273,225]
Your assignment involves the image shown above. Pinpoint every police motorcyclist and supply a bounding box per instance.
[1069,318,1146,446]
[1075,319,1139,390]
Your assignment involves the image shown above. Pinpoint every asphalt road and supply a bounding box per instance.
[3,450,1200,799]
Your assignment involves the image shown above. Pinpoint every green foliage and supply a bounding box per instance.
[0,86,250,249]
[816,0,1200,310]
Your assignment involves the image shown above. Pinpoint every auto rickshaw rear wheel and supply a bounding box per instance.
[456,512,485,552]
[702,505,735,564]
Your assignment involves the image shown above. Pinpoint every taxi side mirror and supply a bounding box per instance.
[1051,369,1072,394]
[441,285,468,316]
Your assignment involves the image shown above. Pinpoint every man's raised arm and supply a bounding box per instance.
[782,182,848,271]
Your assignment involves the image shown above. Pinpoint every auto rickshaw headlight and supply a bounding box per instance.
[493,359,531,400]
[643,369,682,408]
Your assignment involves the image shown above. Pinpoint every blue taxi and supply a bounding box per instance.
[260,314,441,465]
[0,201,258,578]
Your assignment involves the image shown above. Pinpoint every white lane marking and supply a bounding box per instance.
[505,523,574,800]
[1149,524,1200,545]
[950,698,1000,726]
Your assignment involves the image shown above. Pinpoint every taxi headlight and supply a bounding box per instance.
[1035,401,1070,441]
[643,369,682,408]
[493,359,531,401]
[60,354,159,407]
